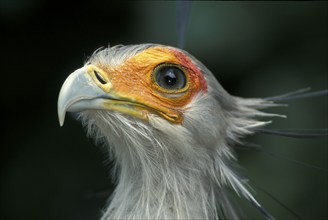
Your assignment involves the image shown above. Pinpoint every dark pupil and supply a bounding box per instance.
[156,66,186,90]
[164,71,177,86]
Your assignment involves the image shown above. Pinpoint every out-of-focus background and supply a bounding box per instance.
[1,1,327,219]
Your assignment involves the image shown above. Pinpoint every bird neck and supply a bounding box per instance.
[100,122,224,219]
[80,107,241,219]
[80,93,276,219]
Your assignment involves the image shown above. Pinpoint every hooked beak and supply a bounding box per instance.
[57,66,112,126]
[58,65,158,126]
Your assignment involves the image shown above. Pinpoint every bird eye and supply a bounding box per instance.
[154,65,187,91]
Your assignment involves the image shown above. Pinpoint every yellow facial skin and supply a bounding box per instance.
[86,65,112,93]
[86,47,207,124]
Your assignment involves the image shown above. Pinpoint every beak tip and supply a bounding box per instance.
[58,98,67,127]
[58,111,66,127]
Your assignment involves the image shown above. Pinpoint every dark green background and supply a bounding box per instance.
[1,1,327,219]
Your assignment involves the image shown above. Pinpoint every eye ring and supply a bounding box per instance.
[152,63,188,92]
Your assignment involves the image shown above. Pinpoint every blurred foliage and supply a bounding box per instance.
[0,1,327,219]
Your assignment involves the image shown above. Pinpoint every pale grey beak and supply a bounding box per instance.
[57,66,108,126]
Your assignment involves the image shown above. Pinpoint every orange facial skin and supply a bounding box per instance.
[93,47,208,124]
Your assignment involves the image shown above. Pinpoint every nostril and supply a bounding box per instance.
[94,70,107,84]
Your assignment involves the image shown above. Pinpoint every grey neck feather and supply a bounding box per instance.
[79,89,277,219]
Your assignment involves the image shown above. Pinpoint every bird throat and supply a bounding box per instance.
[80,110,225,219]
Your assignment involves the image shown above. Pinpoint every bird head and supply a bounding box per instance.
[58,44,263,151]
[58,44,276,219]
[59,44,208,125]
